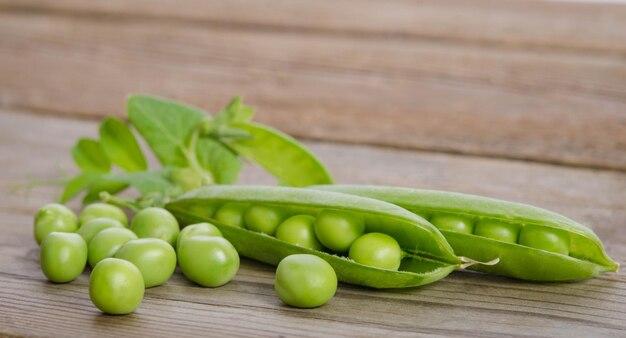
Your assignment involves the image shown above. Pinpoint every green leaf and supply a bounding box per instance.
[83,178,128,204]
[196,138,242,184]
[71,138,111,173]
[99,116,147,172]
[214,127,252,142]
[60,172,100,203]
[227,122,333,187]
[106,170,176,195]
[212,96,255,128]
[128,95,206,166]
[226,96,255,122]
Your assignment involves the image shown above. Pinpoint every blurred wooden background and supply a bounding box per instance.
[1,1,625,337]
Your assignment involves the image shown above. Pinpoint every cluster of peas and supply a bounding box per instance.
[214,203,405,270]
[35,203,244,314]
[36,201,402,312]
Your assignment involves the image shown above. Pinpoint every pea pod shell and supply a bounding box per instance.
[314,185,619,281]
[228,122,334,187]
[166,186,460,288]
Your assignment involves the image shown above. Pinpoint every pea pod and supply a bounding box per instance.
[165,185,462,288]
[314,185,619,281]
[228,122,334,187]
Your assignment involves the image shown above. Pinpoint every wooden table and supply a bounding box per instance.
[1,1,625,336]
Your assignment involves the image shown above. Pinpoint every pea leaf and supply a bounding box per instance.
[128,95,206,166]
[60,172,100,203]
[106,170,176,195]
[71,138,111,173]
[224,96,255,123]
[82,178,128,204]
[196,138,242,184]
[99,116,147,172]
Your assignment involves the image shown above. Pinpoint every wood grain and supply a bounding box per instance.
[2,0,626,54]
[0,3,625,170]
[1,109,624,337]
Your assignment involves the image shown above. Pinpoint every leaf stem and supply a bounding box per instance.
[99,192,140,212]
[182,128,214,185]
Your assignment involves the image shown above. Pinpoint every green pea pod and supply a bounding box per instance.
[165,185,462,288]
[227,123,334,187]
[313,185,619,281]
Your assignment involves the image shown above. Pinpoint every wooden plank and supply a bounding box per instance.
[0,10,625,170]
[1,110,624,337]
[1,0,626,54]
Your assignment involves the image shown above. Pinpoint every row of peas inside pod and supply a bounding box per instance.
[34,203,243,314]
[208,202,405,271]
[165,185,466,291]
[313,185,619,281]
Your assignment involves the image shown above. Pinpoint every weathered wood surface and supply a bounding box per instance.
[1,110,625,337]
[1,1,626,336]
[1,1,625,170]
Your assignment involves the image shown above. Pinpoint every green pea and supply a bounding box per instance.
[275,254,337,308]
[244,205,288,235]
[77,218,125,245]
[88,228,138,267]
[184,204,219,222]
[474,220,519,243]
[430,214,475,234]
[89,258,144,315]
[34,203,78,245]
[40,232,87,283]
[214,203,249,228]
[114,238,177,288]
[178,236,239,287]
[130,207,180,247]
[275,215,323,250]
[79,203,128,227]
[314,210,364,252]
[349,233,404,270]
[519,225,570,255]
[176,222,223,250]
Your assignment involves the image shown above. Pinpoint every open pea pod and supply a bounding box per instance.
[314,185,619,281]
[165,185,462,288]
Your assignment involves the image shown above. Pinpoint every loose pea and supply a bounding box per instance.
[88,228,138,267]
[130,207,180,247]
[176,222,223,250]
[40,232,87,283]
[34,203,78,245]
[244,205,288,235]
[314,210,364,252]
[79,203,128,227]
[275,254,337,308]
[178,236,240,287]
[77,218,125,245]
[275,215,323,250]
[519,226,570,255]
[89,258,144,315]
[474,220,519,243]
[430,214,475,234]
[349,233,404,270]
[214,203,248,228]
[114,238,177,288]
